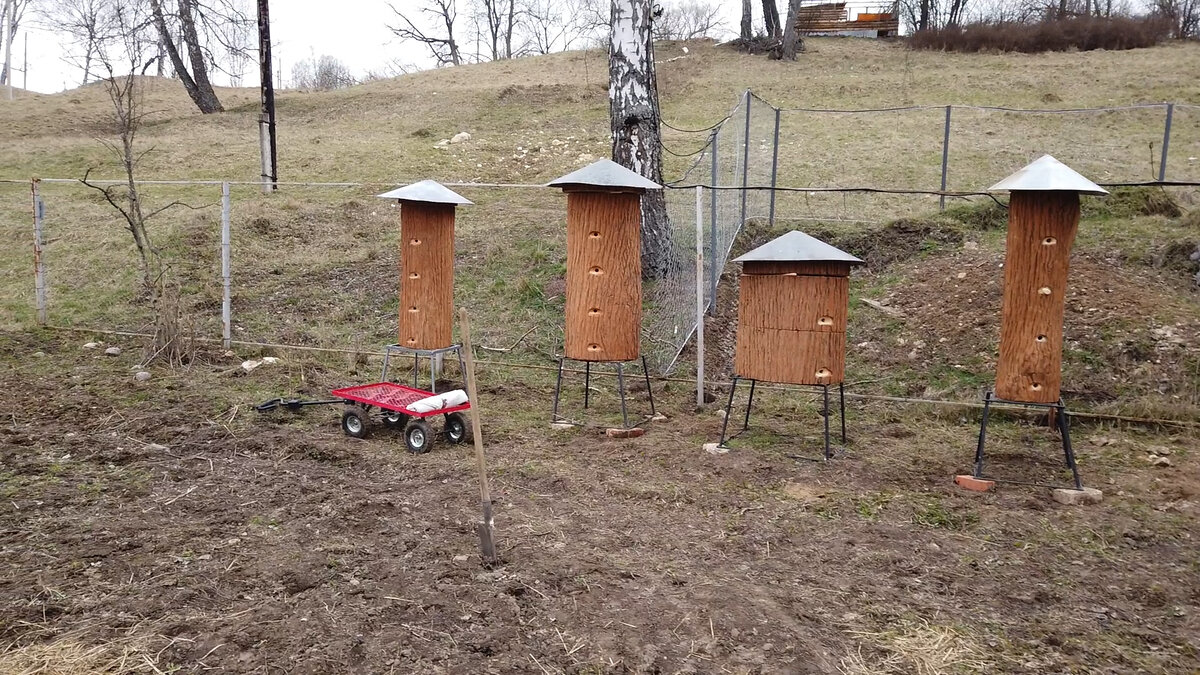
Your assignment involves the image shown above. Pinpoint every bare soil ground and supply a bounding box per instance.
[1,325,1197,673]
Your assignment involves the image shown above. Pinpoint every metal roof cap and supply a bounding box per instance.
[376,180,473,205]
[547,159,662,191]
[988,155,1108,195]
[733,230,864,265]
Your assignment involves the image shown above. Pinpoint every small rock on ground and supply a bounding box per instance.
[1052,487,1104,506]
[83,342,101,349]
[134,371,152,382]
[703,442,728,455]
[104,346,121,356]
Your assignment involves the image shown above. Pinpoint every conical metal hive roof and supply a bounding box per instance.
[377,180,473,205]
[733,230,863,265]
[547,159,662,191]
[988,155,1107,195]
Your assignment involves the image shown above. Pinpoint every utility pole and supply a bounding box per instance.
[257,0,278,192]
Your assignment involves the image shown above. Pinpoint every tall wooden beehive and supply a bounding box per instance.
[377,180,472,350]
[733,231,863,386]
[988,155,1107,403]
[548,160,662,362]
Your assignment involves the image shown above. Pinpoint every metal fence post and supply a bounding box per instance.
[740,90,751,227]
[769,107,781,227]
[695,185,705,408]
[939,105,951,211]
[708,127,719,316]
[220,181,232,349]
[31,178,46,326]
[1158,103,1174,183]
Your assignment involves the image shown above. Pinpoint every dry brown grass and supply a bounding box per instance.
[841,619,990,675]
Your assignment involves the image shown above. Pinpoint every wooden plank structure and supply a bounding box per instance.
[547,159,662,430]
[796,2,900,36]
[719,231,864,458]
[377,180,472,351]
[960,155,1107,493]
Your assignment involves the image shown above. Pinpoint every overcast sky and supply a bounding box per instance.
[15,0,759,94]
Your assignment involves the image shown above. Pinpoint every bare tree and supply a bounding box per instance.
[1,0,32,87]
[520,0,605,53]
[388,0,463,67]
[653,1,722,40]
[778,0,804,59]
[1153,0,1199,36]
[610,0,670,279]
[38,0,117,85]
[147,0,250,112]
[762,0,781,37]
[82,0,202,364]
[740,0,752,39]
[291,53,355,90]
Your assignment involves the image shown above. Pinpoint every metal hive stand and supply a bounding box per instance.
[717,377,847,461]
[973,391,1084,490]
[551,355,657,430]
[381,343,468,393]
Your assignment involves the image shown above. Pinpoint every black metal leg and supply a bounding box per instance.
[822,384,831,460]
[718,377,739,447]
[456,347,468,394]
[551,357,565,422]
[974,392,992,478]
[616,362,629,429]
[641,355,656,417]
[584,361,591,410]
[412,354,418,388]
[1059,402,1083,490]
[839,381,847,444]
[743,379,757,431]
[381,349,391,382]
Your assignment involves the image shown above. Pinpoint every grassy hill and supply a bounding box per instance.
[1,38,1199,673]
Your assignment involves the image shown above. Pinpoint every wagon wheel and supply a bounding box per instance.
[341,405,371,439]
[404,419,434,454]
[443,412,469,445]
[381,409,410,430]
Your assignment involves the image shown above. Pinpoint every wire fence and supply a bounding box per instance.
[4,94,1199,380]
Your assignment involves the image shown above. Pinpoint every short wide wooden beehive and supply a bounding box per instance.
[988,155,1106,403]
[548,159,661,362]
[733,231,863,386]
[377,180,472,350]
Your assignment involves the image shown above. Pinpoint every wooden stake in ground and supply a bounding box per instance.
[458,306,497,565]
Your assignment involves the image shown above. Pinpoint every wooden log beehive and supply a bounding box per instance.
[377,180,472,350]
[732,232,863,386]
[548,159,662,363]
[987,155,1106,403]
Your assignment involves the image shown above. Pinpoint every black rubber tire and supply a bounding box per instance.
[444,412,469,445]
[381,409,409,430]
[341,406,370,439]
[404,419,434,454]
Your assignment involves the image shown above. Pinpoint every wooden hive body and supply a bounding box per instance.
[995,191,1080,403]
[563,190,641,362]
[734,260,852,385]
[399,202,455,349]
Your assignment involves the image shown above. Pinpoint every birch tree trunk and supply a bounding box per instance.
[609,0,671,280]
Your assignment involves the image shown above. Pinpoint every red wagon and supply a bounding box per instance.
[331,382,471,454]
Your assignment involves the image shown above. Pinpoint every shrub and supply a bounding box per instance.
[908,15,1172,53]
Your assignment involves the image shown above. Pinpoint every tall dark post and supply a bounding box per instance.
[257,0,277,192]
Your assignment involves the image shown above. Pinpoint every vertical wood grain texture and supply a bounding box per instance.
[995,191,1080,403]
[564,191,642,361]
[399,203,456,349]
[735,326,846,385]
[734,266,851,385]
